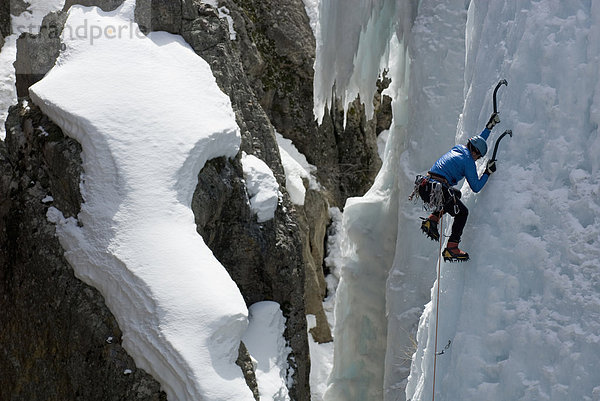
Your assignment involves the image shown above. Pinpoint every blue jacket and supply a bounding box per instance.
[429,128,491,193]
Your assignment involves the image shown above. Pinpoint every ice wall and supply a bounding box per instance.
[317,1,415,400]
[319,0,600,401]
[321,0,470,398]
[384,2,469,400]
[313,0,416,123]
[407,1,600,401]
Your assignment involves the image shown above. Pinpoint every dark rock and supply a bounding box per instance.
[0,0,9,46]
[327,96,383,200]
[9,0,30,17]
[375,72,393,135]
[313,72,393,202]
[14,11,67,98]
[224,0,315,132]
[178,5,314,398]
[236,342,260,401]
[181,3,286,176]
[222,0,343,203]
[192,155,309,401]
[220,0,389,206]
[135,0,186,34]
[62,0,125,12]
[297,188,333,343]
[0,102,166,401]
[3,101,83,218]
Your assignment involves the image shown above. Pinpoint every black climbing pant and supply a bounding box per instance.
[418,180,468,243]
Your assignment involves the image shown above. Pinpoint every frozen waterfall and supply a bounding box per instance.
[315,1,600,401]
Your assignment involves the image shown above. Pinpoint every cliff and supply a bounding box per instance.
[0,0,391,399]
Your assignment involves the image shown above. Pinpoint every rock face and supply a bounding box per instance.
[167,3,311,399]
[297,188,332,343]
[1,0,393,399]
[221,0,390,205]
[0,102,166,401]
[0,0,9,48]
[322,95,385,200]
[62,0,124,12]
[14,12,67,97]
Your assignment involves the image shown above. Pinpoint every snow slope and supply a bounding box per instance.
[315,1,600,401]
[241,152,281,222]
[243,301,292,401]
[30,2,255,400]
[276,132,318,206]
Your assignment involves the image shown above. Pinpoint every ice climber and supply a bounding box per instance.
[411,112,500,262]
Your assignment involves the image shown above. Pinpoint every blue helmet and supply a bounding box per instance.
[468,135,487,157]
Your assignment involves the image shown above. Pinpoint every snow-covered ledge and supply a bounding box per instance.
[30,2,255,400]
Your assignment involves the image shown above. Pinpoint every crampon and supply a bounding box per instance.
[442,242,469,262]
[420,216,440,241]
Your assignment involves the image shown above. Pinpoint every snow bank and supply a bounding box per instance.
[276,132,318,205]
[243,302,292,401]
[30,2,254,400]
[241,152,281,222]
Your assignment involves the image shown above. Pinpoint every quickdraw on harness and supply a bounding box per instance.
[409,174,445,212]
[409,173,462,215]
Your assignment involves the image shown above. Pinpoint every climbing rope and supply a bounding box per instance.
[432,214,443,401]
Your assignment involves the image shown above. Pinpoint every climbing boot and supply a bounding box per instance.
[443,241,469,262]
[420,214,440,241]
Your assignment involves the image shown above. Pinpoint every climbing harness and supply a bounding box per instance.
[410,174,463,218]
[409,175,444,211]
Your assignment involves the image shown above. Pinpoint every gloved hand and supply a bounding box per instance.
[486,112,500,130]
[485,160,497,175]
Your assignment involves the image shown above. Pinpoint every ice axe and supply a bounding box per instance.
[493,79,508,114]
[489,80,510,162]
[491,129,512,162]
